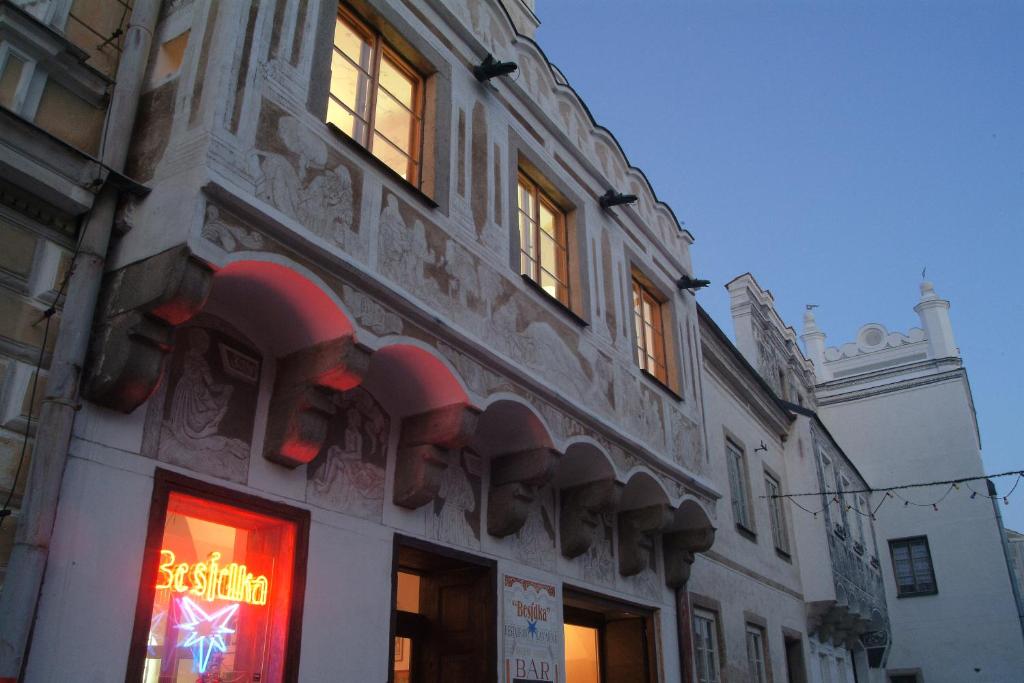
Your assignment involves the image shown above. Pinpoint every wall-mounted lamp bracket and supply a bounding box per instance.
[676,275,710,292]
[599,189,638,209]
[474,54,517,81]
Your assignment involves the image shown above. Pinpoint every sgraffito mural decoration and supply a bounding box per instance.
[512,489,557,571]
[252,100,364,258]
[157,321,260,482]
[307,387,389,521]
[429,450,483,548]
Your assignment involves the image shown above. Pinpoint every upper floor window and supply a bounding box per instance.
[765,472,790,554]
[889,536,937,597]
[632,276,668,384]
[726,439,753,531]
[745,624,768,683]
[692,609,721,683]
[328,7,424,184]
[517,172,570,306]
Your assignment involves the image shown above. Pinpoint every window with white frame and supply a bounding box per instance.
[745,624,768,683]
[726,439,752,530]
[692,609,721,683]
[765,472,790,554]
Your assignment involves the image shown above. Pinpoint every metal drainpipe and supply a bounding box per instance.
[0,0,161,677]
[988,479,1024,645]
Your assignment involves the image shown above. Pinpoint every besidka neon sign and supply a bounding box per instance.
[156,550,270,606]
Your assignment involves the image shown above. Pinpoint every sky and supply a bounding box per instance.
[535,1,1024,530]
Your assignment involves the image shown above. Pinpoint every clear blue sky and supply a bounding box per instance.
[536,1,1024,529]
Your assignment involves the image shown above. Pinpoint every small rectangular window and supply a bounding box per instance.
[328,7,424,184]
[517,172,570,306]
[745,624,767,683]
[152,31,190,82]
[0,52,26,110]
[765,473,789,554]
[127,472,309,681]
[692,609,721,683]
[726,440,752,531]
[632,276,668,384]
[889,536,937,597]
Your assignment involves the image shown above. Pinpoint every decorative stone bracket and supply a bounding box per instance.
[559,479,619,559]
[487,447,559,538]
[618,504,672,577]
[263,335,371,467]
[84,246,213,413]
[393,403,480,509]
[663,527,716,589]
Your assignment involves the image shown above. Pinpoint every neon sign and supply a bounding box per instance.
[157,549,269,606]
[177,596,238,674]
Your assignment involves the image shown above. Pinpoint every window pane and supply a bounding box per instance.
[334,15,373,70]
[330,50,372,122]
[374,87,414,154]
[142,492,298,682]
[327,98,359,140]
[0,54,25,110]
[518,181,533,217]
[519,213,536,261]
[372,133,412,180]
[539,201,558,238]
[379,55,415,109]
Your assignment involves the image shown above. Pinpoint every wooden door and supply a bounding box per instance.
[419,567,492,683]
[603,617,651,683]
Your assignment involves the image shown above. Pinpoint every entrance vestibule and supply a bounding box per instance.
[564,588,658,683]
[390,536,497,683]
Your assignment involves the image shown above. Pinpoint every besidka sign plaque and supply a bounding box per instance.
[503,574,562,683]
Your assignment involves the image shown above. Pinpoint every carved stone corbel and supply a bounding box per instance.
[663,527,715,589]
[393,403,480,509]
[487,447,558,537]
[263,336,371,467]
[84,245,213,412]
[560,479,619,559]
[618,504,672,577]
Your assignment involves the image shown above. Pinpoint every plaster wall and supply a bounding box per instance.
[700,369,801,594]
[688,555,809,683]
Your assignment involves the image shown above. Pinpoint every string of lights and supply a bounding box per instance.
[762,470,1024,520]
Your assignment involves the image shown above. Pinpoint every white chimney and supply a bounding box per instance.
[800,307,831,381]
[914,281,959,359]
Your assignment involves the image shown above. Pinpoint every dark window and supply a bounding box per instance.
[889,536,937,597]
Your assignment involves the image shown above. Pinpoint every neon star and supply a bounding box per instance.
[176,596,239,674]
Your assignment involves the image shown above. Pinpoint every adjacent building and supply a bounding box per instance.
[804,282,1024,682]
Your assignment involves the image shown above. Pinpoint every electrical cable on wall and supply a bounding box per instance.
[0,8,133,529]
